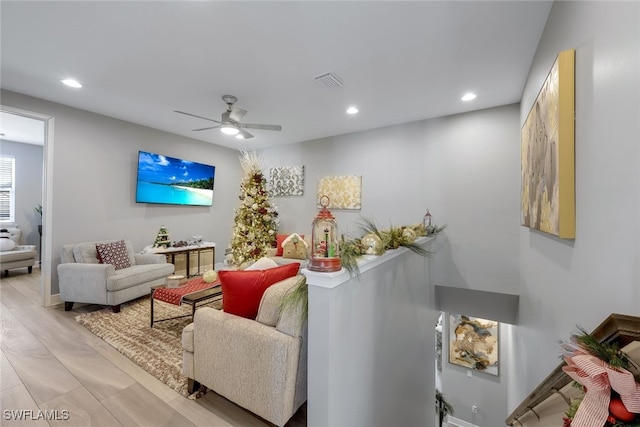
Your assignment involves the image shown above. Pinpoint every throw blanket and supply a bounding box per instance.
[153,277,220,305]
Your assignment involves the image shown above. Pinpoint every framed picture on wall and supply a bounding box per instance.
[521,48,576,239]
[448,314,499,376]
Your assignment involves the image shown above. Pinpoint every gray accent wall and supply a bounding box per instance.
[1,90,242,295]
[0,139,43,254]
[509,0,640,416]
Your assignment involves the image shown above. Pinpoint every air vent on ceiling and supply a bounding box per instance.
[314,72,344,89]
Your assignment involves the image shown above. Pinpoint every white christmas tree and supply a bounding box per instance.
[229,151,278,266]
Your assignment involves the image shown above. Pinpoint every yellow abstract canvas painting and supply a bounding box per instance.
[317,175,362,210]
[521,49,575,239]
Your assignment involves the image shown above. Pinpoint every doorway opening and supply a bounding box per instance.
[1,105,54,306]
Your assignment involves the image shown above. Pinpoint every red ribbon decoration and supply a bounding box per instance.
[563,353,640,427]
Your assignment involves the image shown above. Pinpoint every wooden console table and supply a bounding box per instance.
[154,244,215,277]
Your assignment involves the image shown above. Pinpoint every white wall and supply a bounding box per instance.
[260,104,521,426]
[1,90,243,295]
[508,0,640,414]
[306,241,437,427]
[0,139,43,254]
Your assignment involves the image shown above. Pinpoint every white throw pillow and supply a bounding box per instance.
[0,239,16,251]
[245,257,279,271]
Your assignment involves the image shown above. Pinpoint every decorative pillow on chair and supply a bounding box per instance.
[96,240,131,270]
[245,257,279,271]
[0,238,16,251]
[219,262,300,319]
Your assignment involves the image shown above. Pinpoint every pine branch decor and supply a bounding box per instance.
[560,327,640,426]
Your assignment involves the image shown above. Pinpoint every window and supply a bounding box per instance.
[0,156,15,223]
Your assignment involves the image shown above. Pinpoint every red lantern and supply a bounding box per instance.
[308,195,342,272]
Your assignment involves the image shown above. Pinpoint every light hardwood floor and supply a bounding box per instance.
[0,268,306,427]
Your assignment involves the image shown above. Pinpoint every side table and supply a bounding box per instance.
[154,244,216,277]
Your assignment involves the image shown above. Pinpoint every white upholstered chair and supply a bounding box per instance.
[181,274,307,426]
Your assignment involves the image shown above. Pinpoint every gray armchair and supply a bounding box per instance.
[0,227,37,277]
[182,274,307,426]
[58,240,174,312]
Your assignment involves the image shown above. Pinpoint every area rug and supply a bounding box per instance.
[75,296,221,397]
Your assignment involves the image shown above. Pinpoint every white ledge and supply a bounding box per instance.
[301,236,434,289]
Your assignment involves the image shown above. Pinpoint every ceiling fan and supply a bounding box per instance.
[174,95,282,139]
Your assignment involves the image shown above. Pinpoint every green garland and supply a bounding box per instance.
[279,217,446,321]
[339,217,442,277]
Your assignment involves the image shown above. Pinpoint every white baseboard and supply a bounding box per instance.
[48,293,62,307]
[447,415,478,427]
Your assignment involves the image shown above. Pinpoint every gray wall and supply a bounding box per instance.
[508,0,640,414]
[260,104,520,426]
[1,90,243,294]
[0,139,43,255]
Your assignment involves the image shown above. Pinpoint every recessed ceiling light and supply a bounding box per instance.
[61,78,82,88]
[346,106,359,115]
[461,93,477,101]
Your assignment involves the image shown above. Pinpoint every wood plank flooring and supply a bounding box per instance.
[0,268,306,426]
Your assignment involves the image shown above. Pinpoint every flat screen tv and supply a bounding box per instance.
[136,150,215,206]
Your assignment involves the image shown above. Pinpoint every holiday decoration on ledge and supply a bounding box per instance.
[423,209,432,227]
[421,208,447,236]
[560,327,640,427]
[337,217,438,277]
[229,150,278,267]
[153,225,171,248]
[308,195,342,272]
[281,233,308,260]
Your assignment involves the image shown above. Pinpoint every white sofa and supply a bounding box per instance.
[0,227,37,277]
[182,274,307,427]
[58,239,174,312]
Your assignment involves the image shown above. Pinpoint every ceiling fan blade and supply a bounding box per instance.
[174,110,221,124]
[236,128,254,139]
[192,125,221,131]
[240,123,282,131]
[229,107,247,122]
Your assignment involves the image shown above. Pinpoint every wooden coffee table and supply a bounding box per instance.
[150,282,222,327]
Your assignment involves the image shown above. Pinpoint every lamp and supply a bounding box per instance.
[220,123,239,135]
[308,195,342,272]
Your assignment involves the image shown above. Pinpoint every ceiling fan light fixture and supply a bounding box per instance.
[220,124,239,135]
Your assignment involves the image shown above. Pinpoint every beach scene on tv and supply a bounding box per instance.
[136,151,215,206]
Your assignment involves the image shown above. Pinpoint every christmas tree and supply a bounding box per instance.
[229,151,278,266]
[153,225,171,248]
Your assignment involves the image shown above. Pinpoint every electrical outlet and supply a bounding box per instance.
[466,370,472,378]
[471,405,478,413]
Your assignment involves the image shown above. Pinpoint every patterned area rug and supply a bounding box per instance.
[75,295,221,397]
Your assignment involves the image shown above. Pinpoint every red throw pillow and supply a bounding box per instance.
[96,240,131,270]
[276,233,304,257]
[219,263,300,319]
